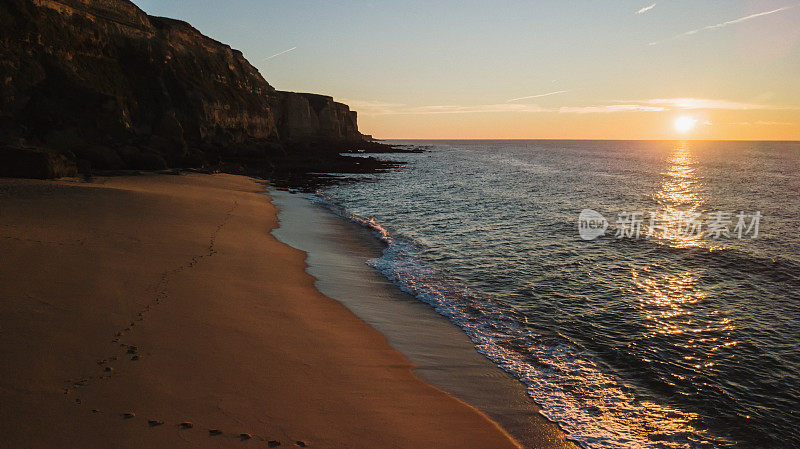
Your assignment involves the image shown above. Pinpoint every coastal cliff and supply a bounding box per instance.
[272,91,361,142]
[0,0,389,179]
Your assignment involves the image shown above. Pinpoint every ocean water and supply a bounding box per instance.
[315,140,800,449]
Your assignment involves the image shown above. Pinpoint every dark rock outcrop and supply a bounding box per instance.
[0,145,78,178]
[0,0,393,180]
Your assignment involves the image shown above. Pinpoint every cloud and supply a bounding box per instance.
[507,90,569,102]
[265,46,296,60]
[345,97,796,116]
[755,120,796,126]
[401,104,547,114]
[727,121,796,126]
[341,101,547,115]
[349,102,665,116]
[636,3,656,15]
[558,105,667,113]
[639,98,771,110]
[648,4,799,45]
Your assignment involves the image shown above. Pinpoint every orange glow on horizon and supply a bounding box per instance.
[358,110,799,141]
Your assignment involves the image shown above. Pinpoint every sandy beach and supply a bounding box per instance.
[0,173,520,449]
[271,190,579,449]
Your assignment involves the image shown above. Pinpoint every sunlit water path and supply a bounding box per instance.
[319,140,800,449]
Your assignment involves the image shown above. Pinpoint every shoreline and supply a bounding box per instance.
[270,190,579,449]
[0,173,519,448]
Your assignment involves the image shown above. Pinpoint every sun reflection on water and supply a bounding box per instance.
[619,142,741,447]
[652,141,704,248]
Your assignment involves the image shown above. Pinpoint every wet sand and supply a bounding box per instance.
[0,173,519,448]
[271,190,579,449]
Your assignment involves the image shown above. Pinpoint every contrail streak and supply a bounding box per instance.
[266,46,297,60]
[507,90,568,103]
[636,3,656,15]
[649,4,798,45]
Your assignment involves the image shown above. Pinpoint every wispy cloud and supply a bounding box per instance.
[636,3,656,15]
[755,120,796,126]
[339,100,546,115]
[559,105,667,114]
[557,97,785,114]
[639,98,771,110]
[345,97,794,116]
[402,104,547,114]
[507,90,569,102]
[265,46,297,60]
[649,4,799,45]
[362,102,665,115]
[727,121,796,126]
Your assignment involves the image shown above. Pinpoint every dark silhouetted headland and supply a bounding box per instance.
[0,0,397,181]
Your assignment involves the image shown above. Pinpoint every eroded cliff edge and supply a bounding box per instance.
[0,0,392,180]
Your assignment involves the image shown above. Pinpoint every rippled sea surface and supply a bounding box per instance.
[317,140,800,449]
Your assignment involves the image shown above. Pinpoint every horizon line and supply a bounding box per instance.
[370,138,800,142]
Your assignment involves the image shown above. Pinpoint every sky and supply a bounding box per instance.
[132,0,800,140]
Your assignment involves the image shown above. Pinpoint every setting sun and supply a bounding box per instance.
[674,116,697,134]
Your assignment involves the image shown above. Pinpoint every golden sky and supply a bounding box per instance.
[353,102,800,140]
[136,0,800,140]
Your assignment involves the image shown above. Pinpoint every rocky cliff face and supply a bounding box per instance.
[272,91,362,142]
[0,0,375,175]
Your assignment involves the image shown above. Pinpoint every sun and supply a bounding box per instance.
[674,116,697,134]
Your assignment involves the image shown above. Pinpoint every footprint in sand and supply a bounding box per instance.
[208,429,222,436]
[148,419,164,427]
[179,421,193,429]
